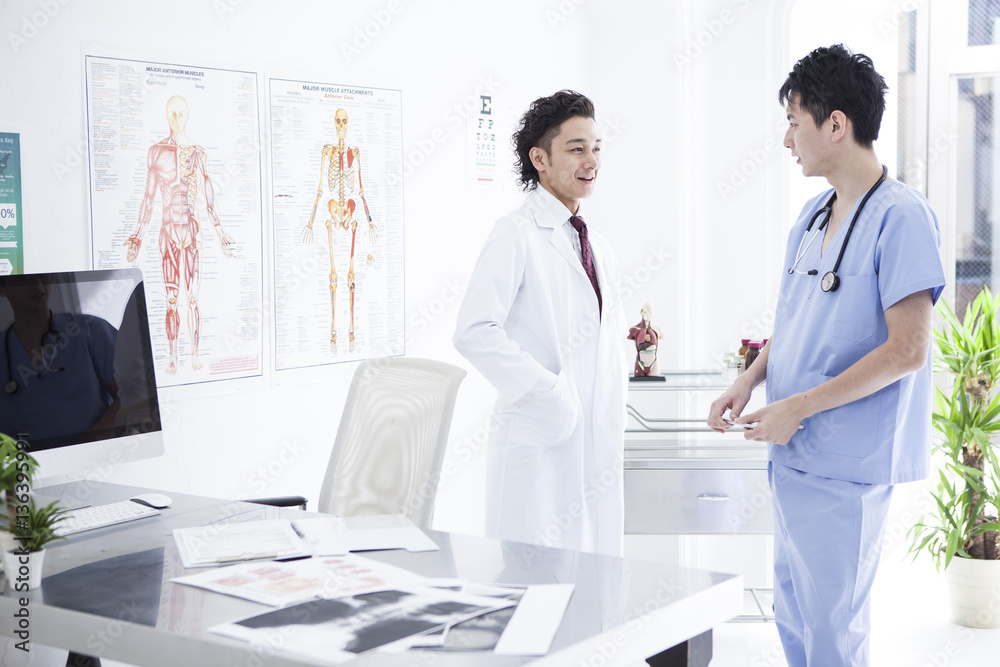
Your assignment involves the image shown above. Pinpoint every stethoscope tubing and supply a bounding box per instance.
[787,165,888,291]
[3,318,63,394]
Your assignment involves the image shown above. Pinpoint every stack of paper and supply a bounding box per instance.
[172,520,311,568]
[292,515,438,555]
[169,515,572,662]
[171,514,439,569]
[173,553,428,607]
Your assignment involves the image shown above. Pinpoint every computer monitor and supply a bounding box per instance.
[0,268,163,485]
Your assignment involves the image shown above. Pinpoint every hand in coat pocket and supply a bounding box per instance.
[511,373,581,446]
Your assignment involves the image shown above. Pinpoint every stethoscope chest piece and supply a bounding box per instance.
[793,165,888,295]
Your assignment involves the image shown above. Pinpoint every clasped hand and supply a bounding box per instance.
[708,388,803,445]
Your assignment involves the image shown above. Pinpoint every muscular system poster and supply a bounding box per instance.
[86,54,264,387]
[269,78,403,371]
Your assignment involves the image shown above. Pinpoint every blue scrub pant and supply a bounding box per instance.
[769,461,893,667]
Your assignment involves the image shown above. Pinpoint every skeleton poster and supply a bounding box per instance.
[268,78,403,370]
[86,54,264,387]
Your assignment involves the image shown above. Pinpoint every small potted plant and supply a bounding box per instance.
[3,497,67,589]
[1,433,38,574]
[1,431,62,588]
[909,287,1000,628]
[1,432,39,525]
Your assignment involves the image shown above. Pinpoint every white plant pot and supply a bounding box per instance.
[0,531,17,578]
[945,555,1000,628]
[2,547,45,590]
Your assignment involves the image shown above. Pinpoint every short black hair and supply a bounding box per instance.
[512,90,595,191]
[778,44,887,148]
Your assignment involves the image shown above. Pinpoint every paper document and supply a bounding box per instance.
[292,514,438,555]
[404,583,526,652]
[212,586,515,664]
[172,520,311,568]
[173,553,427,606]
[493,583,575,655]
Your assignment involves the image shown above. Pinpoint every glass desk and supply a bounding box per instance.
[1,482,742,666]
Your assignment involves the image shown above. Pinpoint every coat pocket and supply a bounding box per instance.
[509,373,580,446]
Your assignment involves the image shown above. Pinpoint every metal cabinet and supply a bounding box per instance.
[624,371,771,534]
[626,467,772,534]
[623,371,774,620]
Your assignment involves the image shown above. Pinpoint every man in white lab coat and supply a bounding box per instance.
[454,90,628,557]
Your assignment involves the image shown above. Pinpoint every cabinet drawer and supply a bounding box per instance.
[624,468,773,534]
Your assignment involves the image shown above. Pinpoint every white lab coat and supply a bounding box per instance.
[453,187,628,557]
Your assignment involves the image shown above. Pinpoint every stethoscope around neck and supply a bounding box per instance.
[788,165,888,293]
[3,319,65,394]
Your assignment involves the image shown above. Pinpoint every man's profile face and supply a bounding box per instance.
[531,115,601,214]
[783,94,830,178]
[166,96,189,136]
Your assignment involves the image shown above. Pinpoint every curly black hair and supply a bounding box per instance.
[511,90,595,191]
[778,44,887,148]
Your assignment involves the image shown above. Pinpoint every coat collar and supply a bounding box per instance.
[524,187,598,288]
[525,185,579,229]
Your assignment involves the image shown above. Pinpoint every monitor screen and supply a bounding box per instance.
[0,268,163,482]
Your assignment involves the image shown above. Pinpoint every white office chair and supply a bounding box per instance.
[251,357,466,529]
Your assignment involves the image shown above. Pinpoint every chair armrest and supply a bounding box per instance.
[243,495,308,510]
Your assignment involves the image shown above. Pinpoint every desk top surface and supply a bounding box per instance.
[1,482,741,666]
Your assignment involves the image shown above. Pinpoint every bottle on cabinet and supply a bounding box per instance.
[738,338,750,374]
[744,341,763,370]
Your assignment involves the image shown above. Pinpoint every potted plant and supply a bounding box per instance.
[909,287,1000,628]
[1,431,58,588]
[1,432,39,526]
[1,433,36,574]
[2,497,66,590]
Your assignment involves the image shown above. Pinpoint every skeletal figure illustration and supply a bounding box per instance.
[303,108,379,354]
[125,95,235,374]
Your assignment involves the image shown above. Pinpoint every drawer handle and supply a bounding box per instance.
[696,493,730,501]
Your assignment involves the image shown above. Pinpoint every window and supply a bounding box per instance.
[969,0,1000,45]
[954,76,998,313]
[924,0,1000,315]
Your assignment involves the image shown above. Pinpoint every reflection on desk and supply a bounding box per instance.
[0,481,742,666]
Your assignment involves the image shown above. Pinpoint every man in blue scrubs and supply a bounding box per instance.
[0,273,120,448]
[708,44,945,666]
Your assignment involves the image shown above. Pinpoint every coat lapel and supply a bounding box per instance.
[527,189,588,279]
[550,225,588,279]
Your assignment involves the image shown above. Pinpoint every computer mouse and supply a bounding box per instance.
[130,493,172,509]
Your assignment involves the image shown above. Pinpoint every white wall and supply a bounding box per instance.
[0,0,912,538]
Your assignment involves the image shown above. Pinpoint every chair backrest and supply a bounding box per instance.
[317,357,466,529]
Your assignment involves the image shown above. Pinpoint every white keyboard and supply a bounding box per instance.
[55,500,161,537]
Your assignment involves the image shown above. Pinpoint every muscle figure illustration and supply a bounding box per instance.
[303,108,379,354]
[124,95,235,374]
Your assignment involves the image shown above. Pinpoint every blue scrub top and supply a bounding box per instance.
[0,312,117,444]
[767,179,946,485]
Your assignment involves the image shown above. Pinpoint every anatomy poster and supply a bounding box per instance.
[86,54,264,387]
[269,78,403,370]
[0,131,23,275]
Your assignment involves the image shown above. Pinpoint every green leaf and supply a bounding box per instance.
[910,289,1000,567]
[945,531,961,569]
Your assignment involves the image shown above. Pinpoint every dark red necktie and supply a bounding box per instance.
[570,215,602,317]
